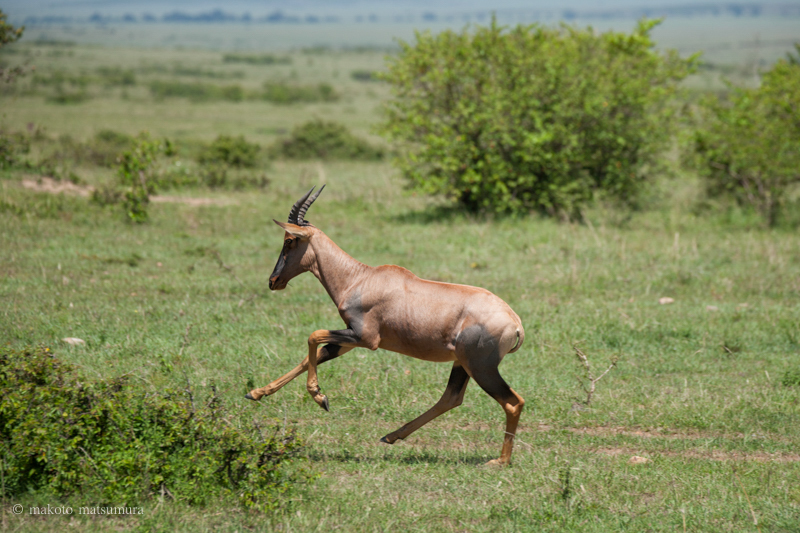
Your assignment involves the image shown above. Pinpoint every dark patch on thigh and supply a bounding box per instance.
[457,324,501,368]
[457,324,516,401]
[318,344,341,365]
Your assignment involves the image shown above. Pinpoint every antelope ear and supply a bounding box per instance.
[273,219,312,239]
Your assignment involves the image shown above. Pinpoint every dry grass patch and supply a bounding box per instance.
[19,176,237,206]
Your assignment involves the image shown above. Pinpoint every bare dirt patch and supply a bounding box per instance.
[150,195,235,207]
[565,425,790,443]
[593,446,800,463]
[19,176,236,206]
[22,176,93,197]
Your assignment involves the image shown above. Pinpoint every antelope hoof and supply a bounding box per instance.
[484,458,509,468]
[245,390,263,402]
[315,394,330,412]
[380,432,401,444]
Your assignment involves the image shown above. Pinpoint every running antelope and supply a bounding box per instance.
[246,186,526,465]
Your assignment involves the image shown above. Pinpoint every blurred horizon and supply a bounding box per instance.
[7,0,800,24]
[3,1,799,64]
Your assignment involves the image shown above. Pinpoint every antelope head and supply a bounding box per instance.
[268,185,324,291]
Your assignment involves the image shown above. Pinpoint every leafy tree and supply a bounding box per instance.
[379,18,696,218]
[687,60,800,227]
[786,43,800,66]
[0,9,24,83]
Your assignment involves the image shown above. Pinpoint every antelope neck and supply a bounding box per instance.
[308,231,369,308]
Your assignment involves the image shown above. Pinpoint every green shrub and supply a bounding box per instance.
[35,130,132,177]
[88,129,134,166]
[95,66,136,86]
[151,160,201,190]
[198,165,270,190]
[150,80,244,102]
[351,69,380,82]
[261,82,338,104]
[379,18,696,217]
[0,130,30,169]
[171,65,244,79]
[116,134,175,223]
[0,345,310,510]
[201,163,229,188]
[223,53,291,65]
[90,184,123,207]
[47,88,90,104]
[274,119,384,160]
[687,61,800,227]
[783,368,800,387]
[0,9,25,82]
[197,135,260,168]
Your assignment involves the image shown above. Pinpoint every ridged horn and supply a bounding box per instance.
[296,184,325,226]
[287,186,315,224]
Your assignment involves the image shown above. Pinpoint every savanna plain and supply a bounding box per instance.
[1,21,799,532]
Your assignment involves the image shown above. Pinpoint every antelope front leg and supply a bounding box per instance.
[306,338,329,411]
[246,344,350,401]
[305,328,369,411]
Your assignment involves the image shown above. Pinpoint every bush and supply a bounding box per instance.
[351,69,380,82]
[261,82,338,104]
[88,129,134,166]
[47,88,90,104]
[0,345,309,510]
[1,10,25,83]
[197,135,260,168]
[274,119,384,160]
[687,61,800,227]
[223,53,291,65]
[0,130,30,169]
[783,368,800,387]
[35,130,132,178]
[149,80,244,102]
[116,134,175,222]
[96,66,136,86]
[379,18,696,217]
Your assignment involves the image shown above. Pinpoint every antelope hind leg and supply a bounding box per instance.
[245,344,348,401]
[471,368,524,466]
[456,325,525,466]
[381,363,470,444]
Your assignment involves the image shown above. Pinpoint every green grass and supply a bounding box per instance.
[1,39,799,532]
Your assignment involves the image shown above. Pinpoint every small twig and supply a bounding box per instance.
[178,324,192,357]
[238,294,257,308]
[574,343,618,406]
[733,466,761,533]
[209,249,245,287]
[209,249,259,306]
[721,343,735,356]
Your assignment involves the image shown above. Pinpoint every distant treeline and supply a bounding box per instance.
[20,3,800,26]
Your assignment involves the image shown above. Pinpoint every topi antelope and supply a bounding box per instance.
[246,186,526,465]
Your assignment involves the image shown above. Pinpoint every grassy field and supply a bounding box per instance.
[1,33,800,532]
